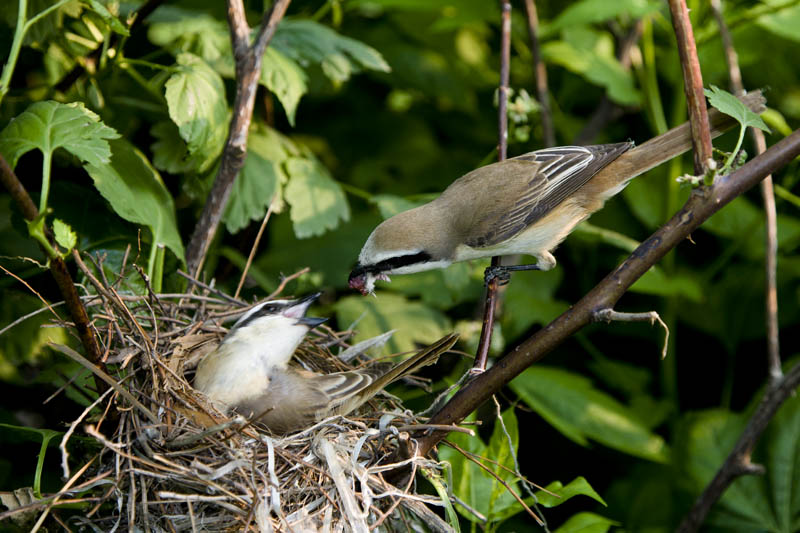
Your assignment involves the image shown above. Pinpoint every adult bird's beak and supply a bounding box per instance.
[282,292,328,327]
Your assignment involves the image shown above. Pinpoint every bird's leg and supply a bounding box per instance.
[483,263,542,285]
[483,252,556,286]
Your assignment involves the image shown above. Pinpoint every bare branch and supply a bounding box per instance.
[676,363,800,532]
[185,0,292,277]
[667,0,713,173]
[418,128,800,456]
[710,0,781,386]
[473,0,512,374]
[522,0,554,147]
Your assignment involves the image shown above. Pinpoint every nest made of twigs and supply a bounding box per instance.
[20,261,457,532]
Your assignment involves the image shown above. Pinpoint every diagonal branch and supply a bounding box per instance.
[417,128,800,456]
[676,362,800,532]
[185,0,292,277]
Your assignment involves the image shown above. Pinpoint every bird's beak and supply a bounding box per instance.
[348,269,369,295]
[282,292,328,328]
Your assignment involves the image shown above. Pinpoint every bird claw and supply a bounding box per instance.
[484,266,511,286]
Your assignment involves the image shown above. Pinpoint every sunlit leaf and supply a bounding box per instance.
[536,478,607,508]
[334,293,450,354]
[52,218,76,252]
[554,512,619,533]
[84,139,185,264]
[284,156,350,238]
[0,101,119,168]
[164,53,228,173]
[705,85,770,132]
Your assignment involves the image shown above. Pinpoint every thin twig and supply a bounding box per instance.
[235,196,276,299]
[185,0,293,276]
[522,0,554,147]
[710,0,781,386]
[473,0,511,373]
[418,128,800,456]
[667,0,713,173]
[677,362,800,532]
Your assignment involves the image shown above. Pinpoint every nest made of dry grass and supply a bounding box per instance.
[8,257,461,532]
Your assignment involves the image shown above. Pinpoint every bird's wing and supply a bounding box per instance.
[464,143,632,248]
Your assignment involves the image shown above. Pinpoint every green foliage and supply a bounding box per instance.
[1,0,800,530]
[511,366,669,462]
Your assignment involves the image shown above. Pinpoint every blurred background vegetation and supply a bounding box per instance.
[1,0,799,530]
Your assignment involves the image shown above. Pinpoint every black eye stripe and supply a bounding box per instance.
[350,251,432,278]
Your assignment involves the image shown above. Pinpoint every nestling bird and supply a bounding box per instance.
[348,91,766,294]
[194,293,459,433]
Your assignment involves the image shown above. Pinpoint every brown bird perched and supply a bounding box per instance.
[348,91,766,294]
[194,293,458,433]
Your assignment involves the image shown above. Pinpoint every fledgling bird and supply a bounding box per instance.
[194,293,459,433]
[348,91,766,294]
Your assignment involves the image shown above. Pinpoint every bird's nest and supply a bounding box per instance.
[8,258,463,532]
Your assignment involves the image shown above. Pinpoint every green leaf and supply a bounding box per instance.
[629,266,703,301]
[164,53,228,172]
[222,126,289,233]
[84,138,185,265]
[757,3,800,44]
[150,120,199,174]
[260,47,308,126]
[0,292,68,382]
[554,512,619,533]
[272,19,391,83]
[52,218,76,252]
[85,0,129,36]
[542,28,640,106]
[511,366,669,462]
[536,477,607,509]
[334,293,451,354]
[369,194,425,219]
[765,390,800,532]
[284,156,350,238]
[705,85,770,132]
[548,0,660,33]
[0,101,119,168]
[502,268,568,339]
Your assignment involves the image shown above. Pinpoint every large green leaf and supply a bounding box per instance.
[0,101,119,168]
[164,53,228,173]
[542,27,640,106]
[271,19,391,83]
[84,138,185,264]
[260,47,308,126]
[222,125,291,234]
[284,155,350,238]
[511,366,669,462]
[334,293,450,354]
[554,512,618,533]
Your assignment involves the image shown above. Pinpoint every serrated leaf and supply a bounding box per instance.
[165,53,228,172]
[84,139,185,264]
[536,478,607,509]
[511,366,669,462]
[284,156,350,238]
[334,293,450,354]
[53,218,76,252]
[272,19,391,83]
[705,86,770,132]
[554,512,619,533]
[150,120,197,174]
[222,126,290,234]
[0,101,120,169]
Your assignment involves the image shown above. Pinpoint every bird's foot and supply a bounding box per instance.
[483,264,543,286]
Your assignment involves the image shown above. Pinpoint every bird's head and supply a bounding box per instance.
[348,208,453,295]
[222,293,327,362]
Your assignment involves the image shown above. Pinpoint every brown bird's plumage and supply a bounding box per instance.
[235,333,458,434]
[349,91,766,294]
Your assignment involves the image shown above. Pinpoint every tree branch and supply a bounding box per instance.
[473,0,511,373]
[710,0,781,387]
[185,0,292,277]
[417,128,800,456]
[522,0,554,147]
[667,0,713,173]
[676,362,800,532]
[0,154,106,391]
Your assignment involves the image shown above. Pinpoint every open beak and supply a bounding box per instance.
[282,292,327,328]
